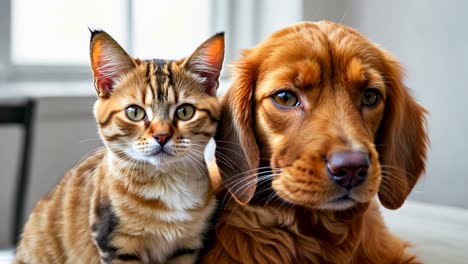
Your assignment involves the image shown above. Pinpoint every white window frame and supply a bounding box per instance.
[0,0,304,83]
[0,0,12,82]
[1,0,96,81]
[0,0,218,82]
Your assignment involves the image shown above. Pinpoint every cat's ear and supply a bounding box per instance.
[89,29,135,98]
[182,32,225,96]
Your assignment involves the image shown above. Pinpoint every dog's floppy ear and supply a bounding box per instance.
[215,49,260,205]
[376,54,429,209]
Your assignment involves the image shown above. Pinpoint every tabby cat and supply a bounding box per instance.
[14,30,224,264]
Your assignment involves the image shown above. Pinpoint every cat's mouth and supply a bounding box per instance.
[153,149,173,156]
[138,148,178,168]
[133,145,179,164]
[152,147,178,157]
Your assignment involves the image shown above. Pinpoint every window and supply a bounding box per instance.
[12,0,128,65]
[132,0,212,60]
[0,0,303,82]
[4,0,213,81]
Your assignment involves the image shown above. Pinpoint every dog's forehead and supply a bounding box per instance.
[255,22,387,90]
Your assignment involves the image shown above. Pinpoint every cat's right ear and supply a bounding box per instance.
[182,32,225,96]
[89,30,135,98]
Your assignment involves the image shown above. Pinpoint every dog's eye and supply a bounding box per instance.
[125,105,146,121]
[361,88,381,107]
[272,91,300,107]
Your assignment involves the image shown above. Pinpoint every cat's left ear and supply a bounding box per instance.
[90,29,135,98]
[182,32,225,96]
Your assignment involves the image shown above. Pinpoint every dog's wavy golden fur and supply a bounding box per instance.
[201,21,428,263]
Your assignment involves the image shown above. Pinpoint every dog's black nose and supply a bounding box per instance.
[327,151,369,188]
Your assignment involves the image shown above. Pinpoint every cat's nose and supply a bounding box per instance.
[154,133,172,146]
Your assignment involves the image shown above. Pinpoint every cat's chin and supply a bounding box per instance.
[144,152,181,169]
[108,149,175,170]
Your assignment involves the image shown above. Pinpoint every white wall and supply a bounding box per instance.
[0,96,102,247]
[304,0,468,208]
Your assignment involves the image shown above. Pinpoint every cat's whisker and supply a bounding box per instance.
[221,171,280,206]
[182,154,204,176]
[79,138,103,143]
[184,151,210,188]
[208,149,243,172]
[222,167,281,185]
[192,139,243,148]
[228,173,280,196]
[180,158,206,193]
[70,147,107,170]
[189,142,245,160]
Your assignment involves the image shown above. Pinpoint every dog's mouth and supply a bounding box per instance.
[332,194,354,202]
[270,164,370,210]
[316,194,357,210]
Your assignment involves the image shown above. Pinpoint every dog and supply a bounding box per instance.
[201,21,428,263]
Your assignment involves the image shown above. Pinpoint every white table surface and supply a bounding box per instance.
[1,200,467,263]
[382,201,468,264]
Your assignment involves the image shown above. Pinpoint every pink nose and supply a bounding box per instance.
[327,151,369,188]
[153,133,171,145]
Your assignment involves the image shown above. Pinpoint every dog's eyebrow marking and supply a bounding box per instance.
[366,69,386,94]
[295,59,322,88]
[346,58,367,85]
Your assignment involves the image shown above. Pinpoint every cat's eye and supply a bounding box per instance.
[125,105,146,121]
[175,104,195,121]
[361,88,381,107]
[272,90,300,108]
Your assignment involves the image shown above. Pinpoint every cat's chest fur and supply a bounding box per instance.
[136,168,208,212]
[91,157,216,263]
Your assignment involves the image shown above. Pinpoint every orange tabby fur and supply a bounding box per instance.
[15,31,224,264]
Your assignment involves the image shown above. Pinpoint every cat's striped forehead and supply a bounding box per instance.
[145,59,178,106]
[111,58,210,112]
[94,57,220,136]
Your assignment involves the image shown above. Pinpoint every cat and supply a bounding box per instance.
[14,30,224,264]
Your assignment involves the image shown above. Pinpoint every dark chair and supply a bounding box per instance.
[0,99,36,246]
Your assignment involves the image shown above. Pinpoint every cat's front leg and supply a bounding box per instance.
[92,225,143,264]
[166,249,199,264]
[92,202,142,264]
[94,238,142,264]
[165,233,206,264]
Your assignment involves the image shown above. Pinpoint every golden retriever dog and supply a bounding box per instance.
[201,21,428,263]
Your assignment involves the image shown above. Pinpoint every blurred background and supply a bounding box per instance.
[0,0,467,262]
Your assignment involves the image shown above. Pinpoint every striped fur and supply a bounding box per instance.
[15,31,224,264]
